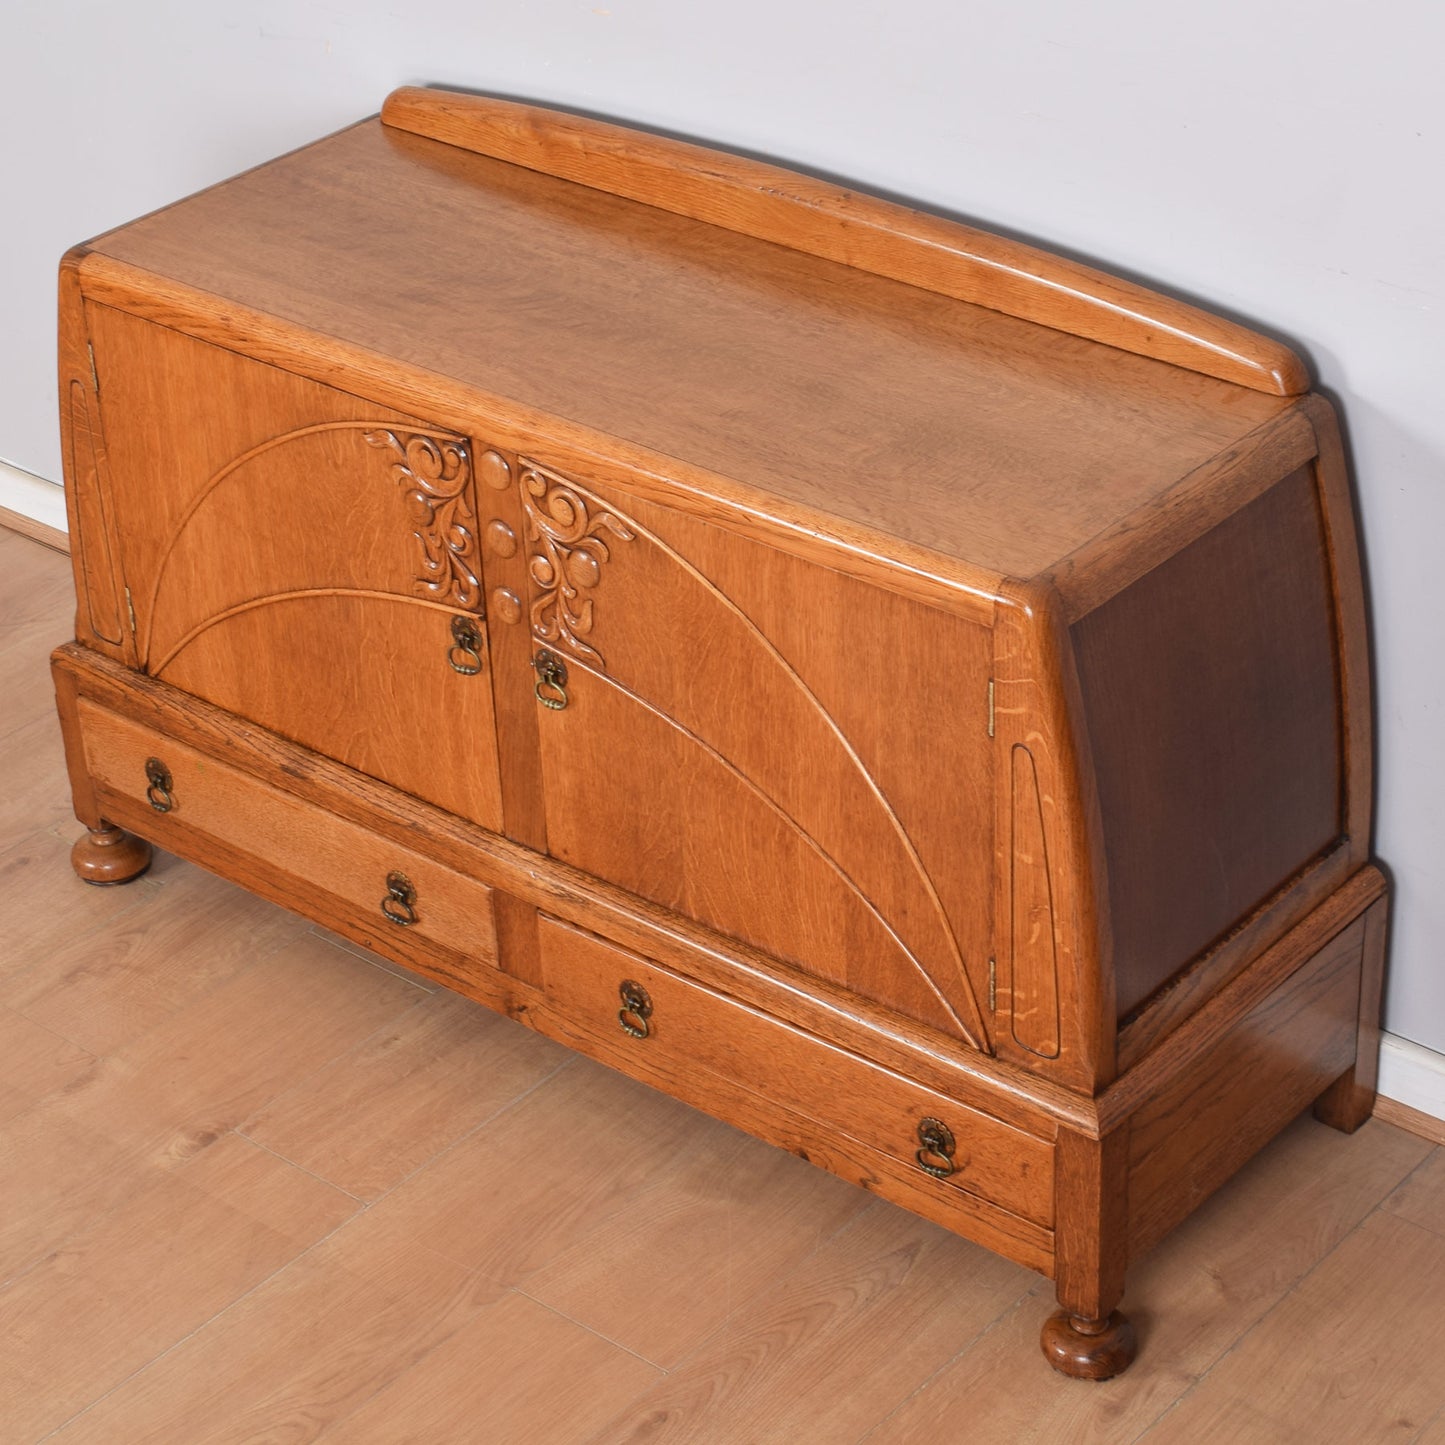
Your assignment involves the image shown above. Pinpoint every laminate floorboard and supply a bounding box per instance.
[2,525,1442,1443]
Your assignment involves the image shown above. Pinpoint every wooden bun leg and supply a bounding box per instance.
[1040,1309,1138,1380]
[70,823,153,886]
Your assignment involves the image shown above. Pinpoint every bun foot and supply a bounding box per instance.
[71,823,153,886]
[1040,1309,1137,1380]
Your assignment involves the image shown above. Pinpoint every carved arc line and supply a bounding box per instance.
[522,462,988,1045]
[558,654,983,1050]
[68,378,125,645]
[151,587,477,678]
[1009,742,1063,1058]
[141,419,466,667]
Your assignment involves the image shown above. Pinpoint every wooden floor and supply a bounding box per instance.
[3,523,1443,1444]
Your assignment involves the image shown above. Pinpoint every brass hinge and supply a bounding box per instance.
[988,956,997,1012]
[87,342,100,394]
[124,587,137,635]
[987,679,995,738]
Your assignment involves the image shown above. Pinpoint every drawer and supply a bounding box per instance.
[538,915,1054,1229]
[75,697,499,979]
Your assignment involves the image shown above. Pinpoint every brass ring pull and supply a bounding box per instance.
[915,1117,957,1179]
[381,871,418,927]
[618,978,653,1039]
[533,649,569,711]
[448,615,484,676]
[144,757,174,813]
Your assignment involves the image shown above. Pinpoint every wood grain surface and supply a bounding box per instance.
[1072,466,1343,1019]
[45,87,1389,1390]
[381,87,1309,395]
[78,117,1299,585]
[3,526,1433,1435]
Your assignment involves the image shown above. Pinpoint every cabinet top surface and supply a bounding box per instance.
[83,112,1296,583]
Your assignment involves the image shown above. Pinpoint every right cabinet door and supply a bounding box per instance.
[514,456,995,1048]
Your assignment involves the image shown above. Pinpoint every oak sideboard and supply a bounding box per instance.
[52,87,1386,1379]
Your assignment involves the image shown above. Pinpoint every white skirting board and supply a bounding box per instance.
[1378,1034,1445,1124]
[1,457,1443,1127]
[0,458,67,533]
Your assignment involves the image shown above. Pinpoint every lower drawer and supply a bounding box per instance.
[74,697,500,985]
[537,914,1055,1233]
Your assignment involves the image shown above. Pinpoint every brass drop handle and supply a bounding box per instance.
[618,978,653,1039]
[448,615,485,675]
[144,757,175,813]
[915,1117,957,1179]
[381,871,418,926]
[533,649,569,710]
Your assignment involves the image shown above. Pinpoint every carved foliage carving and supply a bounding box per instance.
[519,459,634,666]
[366,430,480,609]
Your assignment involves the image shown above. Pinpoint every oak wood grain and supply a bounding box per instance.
[537,915,1054,1227]
[1313,891,1389,1133]
[1072,467,1343,1020]
[57,248,131,663]
[53,643,1093,1139]
[0,517,1421,1419]
[46,90,1389,1384]
[78,119,1298,583]
[1126,915,1365,1256]
[1374,1098,1445,1147]
[382,87,1309,395]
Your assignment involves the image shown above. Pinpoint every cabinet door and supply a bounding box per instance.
[512,457,995,1048]
[87,306,503,831]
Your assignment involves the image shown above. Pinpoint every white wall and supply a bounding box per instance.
[3,2,1441,1064]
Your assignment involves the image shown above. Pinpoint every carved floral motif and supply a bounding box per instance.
[519,460,634,667]
[366,430,480,609]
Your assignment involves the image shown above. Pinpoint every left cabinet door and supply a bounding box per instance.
[86,305,504,832]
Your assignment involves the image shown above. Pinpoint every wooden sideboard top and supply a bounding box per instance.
[77,91,1302,587]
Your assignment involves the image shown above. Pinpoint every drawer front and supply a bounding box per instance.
[76,698,499,974]
[538,915,1054,1229]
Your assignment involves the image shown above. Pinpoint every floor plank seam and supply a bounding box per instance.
[304,923,439,987]
[29,1188,378,1445]
[1122,1130,1426,1444]
[1380,1142,1445,1238]
[307,1274,511,1443]
[26,1152,521,1443]
[228,1128,369,1204]
[853,1275,1048,1444]
[561,1201,911,1437]
[0,1107,208,1295]
[512,1286,673,1373]
[324,1051,580,1212]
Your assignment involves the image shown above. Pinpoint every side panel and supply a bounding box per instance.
[1072,466,1343,1022]
[1126,912,1365,1256]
